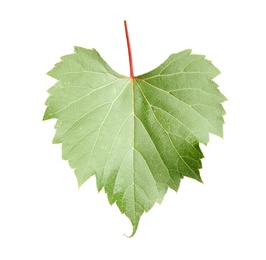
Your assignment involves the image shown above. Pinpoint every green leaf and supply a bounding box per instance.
[43,46,226,236]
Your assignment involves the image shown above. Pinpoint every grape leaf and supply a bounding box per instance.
[43,44,226,237]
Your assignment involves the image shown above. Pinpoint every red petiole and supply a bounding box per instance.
[124,20,134,79]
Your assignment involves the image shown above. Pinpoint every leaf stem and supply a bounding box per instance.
[124,20,134,79]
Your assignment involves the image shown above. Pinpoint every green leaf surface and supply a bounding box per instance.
[44,47,226,236]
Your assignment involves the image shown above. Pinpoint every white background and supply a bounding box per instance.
[1,0,265,259]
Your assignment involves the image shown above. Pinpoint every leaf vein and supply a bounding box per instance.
[79,81,131,184]
[48,79,119,117]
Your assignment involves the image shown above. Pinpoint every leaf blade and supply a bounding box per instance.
[44,47,226,236]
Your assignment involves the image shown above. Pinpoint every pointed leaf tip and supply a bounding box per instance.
[124,221,138,238]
